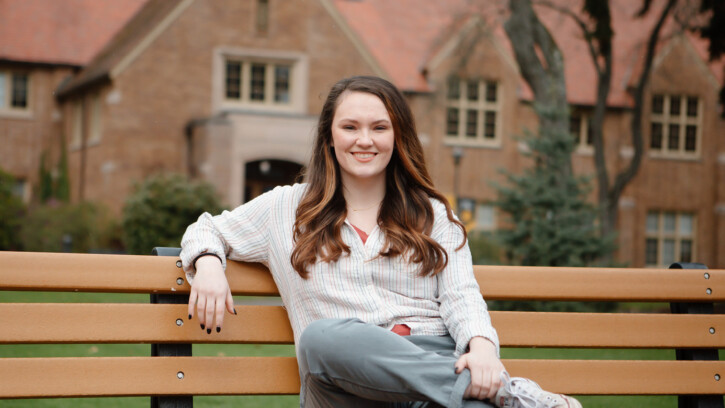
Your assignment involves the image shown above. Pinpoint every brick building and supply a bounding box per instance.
[0,0,146,202]
[3,0,724,268]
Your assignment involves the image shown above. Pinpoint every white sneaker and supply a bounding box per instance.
[494,371,582,408]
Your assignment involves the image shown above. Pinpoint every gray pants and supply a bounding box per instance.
[297,318,495,408]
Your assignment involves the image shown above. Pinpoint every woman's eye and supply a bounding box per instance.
[375,126,388,131]
[343,125,355,130]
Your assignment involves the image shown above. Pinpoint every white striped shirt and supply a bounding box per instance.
[180,183,499,356]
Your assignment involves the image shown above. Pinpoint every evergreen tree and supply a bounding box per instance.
[494,104,614,267]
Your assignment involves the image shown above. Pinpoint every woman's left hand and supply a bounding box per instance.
[454,336,505,401]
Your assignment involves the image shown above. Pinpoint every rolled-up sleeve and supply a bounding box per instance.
[433,201,499,357]
[180,186,278,283]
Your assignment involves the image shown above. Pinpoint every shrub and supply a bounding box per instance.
[0,169,26,250]
[467,231,503,265]
[19,201,113,253]
[122,173,224,255]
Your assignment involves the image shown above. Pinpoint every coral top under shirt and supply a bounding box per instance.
[351,223,410,337]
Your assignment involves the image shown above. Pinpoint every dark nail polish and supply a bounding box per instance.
[233,308,238,315]
[188,314,192,320]
[206,328,211,334]
[216,327,221,333]
[200,324,205,330]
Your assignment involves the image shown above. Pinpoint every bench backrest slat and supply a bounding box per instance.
[0,357,722,398]
[474,265,722,302]
[0,251,278,295]
[3,252,723,302]
[3,303,724,349]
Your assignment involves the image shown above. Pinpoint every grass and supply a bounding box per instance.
[0,291,697,407]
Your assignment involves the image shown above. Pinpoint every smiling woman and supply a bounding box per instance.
[179,76,581,408]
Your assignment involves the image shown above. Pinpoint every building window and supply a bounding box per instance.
[256,0,269,34]
[645,211,695,267]
[456,199,496,231]
[446,77,501,146]
[88,93,103,144]
[569,111,594,152]
[225,61,242,99]
[71,100,84,146]
[224,59,292,107]
[0,70,29,111]
[474,203,496,231]
[650,94,701,157]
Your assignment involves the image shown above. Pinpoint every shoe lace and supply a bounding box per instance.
[500,371,560,408]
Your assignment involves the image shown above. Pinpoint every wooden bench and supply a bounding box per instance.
[1,248,724,407]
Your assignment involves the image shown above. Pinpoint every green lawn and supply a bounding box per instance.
[0,291,692,407]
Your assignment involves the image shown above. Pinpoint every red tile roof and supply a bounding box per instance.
[0,0,147,66]
[332,0,473,92]
[333,0,724,107]
[57,0,186,97]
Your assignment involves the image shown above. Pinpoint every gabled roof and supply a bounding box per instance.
[47,0,723,107]
[0,0,146,66]
[56,0,187,97]
[331,0,474,92]
[333,0,724,107]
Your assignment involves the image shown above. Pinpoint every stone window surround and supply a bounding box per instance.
[645,210,696,268]
[0,69,32,118]
[213,47,309,115]
[649,93,702,160]
[444,77,502,149]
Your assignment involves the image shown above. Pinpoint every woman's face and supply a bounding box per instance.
[331,91,395,186]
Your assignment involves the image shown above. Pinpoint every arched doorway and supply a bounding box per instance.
[244,159,304,202]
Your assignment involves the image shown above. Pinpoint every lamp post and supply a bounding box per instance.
[451,147,464,209]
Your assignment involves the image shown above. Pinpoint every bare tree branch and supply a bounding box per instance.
[611,0,677,201]
[535,0,604,76]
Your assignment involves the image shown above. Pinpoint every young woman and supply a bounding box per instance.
[180,76,581,408]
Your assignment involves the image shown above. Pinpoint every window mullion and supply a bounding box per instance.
[458,81,466,139]
[241,62,250,103]
[265,64,274,105]
[674,215,681,262]
[657,213,664,267]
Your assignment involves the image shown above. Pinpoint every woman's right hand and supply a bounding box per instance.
[187,255,236,333]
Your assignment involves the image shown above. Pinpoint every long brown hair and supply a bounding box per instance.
[291,76,465,278]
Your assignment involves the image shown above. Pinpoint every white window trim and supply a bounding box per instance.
[0,69,32,118]
[649,94,702,160]
[213,47,308,115]
[444,78,503,149]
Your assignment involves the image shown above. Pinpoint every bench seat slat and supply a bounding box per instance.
[2,303,724,348]
[0,357,300,398]
[0,357,722,398]
[504,359,725,395]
